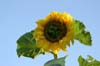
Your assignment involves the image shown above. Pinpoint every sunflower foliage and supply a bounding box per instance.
[73,20,92,46]
[17,31,44,59]
[78,55,100,66]
[44,55,67,66]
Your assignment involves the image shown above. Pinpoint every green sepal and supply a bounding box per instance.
[17,31,44,59]
[67,43,70,47]
[78,55,100,66]
[71,39,74,45]
[74,20,92,46]
[44,55,67,66]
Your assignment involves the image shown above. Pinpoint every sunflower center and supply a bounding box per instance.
[44,20,67,42]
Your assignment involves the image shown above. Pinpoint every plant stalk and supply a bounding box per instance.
[50,52,58,60]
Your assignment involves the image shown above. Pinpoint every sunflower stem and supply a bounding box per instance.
[53,53,58,60]
[50,52,58,59]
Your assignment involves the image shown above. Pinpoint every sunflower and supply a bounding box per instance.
[33,12,74,54]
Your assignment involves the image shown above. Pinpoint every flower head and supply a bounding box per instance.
[33,12,74,54]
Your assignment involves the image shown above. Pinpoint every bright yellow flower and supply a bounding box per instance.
[33,12,74,54]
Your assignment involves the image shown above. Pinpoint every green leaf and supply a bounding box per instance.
[78,55,100,66]
[44,56,67,66]
[17,31,44,59]
[74,20,92,46]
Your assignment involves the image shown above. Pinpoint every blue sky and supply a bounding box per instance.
[0,0,100,66]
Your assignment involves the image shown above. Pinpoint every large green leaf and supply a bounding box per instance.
[44,56,67,66]
[17,31,44,59]
[74,20,92,46]
[78,55,100,66]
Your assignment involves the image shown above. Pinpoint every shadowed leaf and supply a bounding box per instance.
[17,31,44,59]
